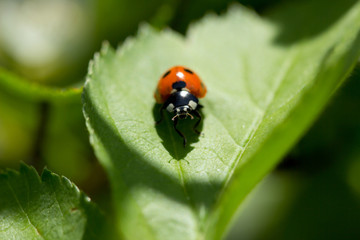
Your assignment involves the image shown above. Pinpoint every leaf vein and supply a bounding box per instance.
[242,56,264,112]
[223,50,299,187]
[93,78,158,240]
[6,180,45,239]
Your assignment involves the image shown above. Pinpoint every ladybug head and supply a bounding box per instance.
[172,105,194,121]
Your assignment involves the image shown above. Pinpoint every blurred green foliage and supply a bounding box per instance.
[0,0,360,239]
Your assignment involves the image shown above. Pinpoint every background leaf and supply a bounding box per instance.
[0,164,109,240]
[0,67,82,102]
[83,0,360,239]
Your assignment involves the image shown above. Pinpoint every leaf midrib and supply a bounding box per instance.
[163,113,206,237]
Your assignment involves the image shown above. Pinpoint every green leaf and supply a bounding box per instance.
[0,67,82,103]
[0,164,107,240]
[83,0,360,239]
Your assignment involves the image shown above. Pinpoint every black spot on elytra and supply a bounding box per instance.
[162,70,171,78]
[184,68,193,74]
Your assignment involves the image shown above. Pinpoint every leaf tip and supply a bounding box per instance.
[40,167,53,180]
[138,23,156,36]
[100,41,111,56]
[19,162,40,178]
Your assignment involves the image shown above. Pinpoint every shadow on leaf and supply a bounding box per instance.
[83,91,220,228]
[152,104,204,160]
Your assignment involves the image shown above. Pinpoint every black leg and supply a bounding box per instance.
[173,118,187,147]
[155,105,165,125]
[192,110,202,135]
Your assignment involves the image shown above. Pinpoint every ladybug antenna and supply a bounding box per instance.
[172,112,194,121]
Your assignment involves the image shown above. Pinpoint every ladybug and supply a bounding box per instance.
[155,66,207,146]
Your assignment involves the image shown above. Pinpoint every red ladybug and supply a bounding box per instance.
[155,66,207,146]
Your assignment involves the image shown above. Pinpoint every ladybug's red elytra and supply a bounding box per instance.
[154,66,207,146]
